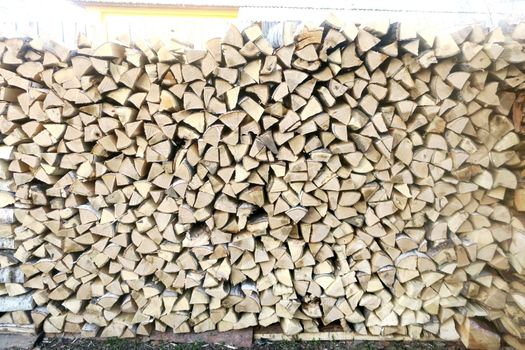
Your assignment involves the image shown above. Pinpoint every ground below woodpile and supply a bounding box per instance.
[31,337,464,350]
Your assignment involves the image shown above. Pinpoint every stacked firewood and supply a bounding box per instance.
[1,16,525,348]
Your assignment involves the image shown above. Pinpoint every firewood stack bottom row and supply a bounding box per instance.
[1,16,525,349]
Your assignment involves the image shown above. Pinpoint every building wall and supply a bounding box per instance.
[0,0,524,48]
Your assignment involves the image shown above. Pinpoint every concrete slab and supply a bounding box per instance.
[0,333,38,350]
[149,328,253,348]
[45,328,254,348]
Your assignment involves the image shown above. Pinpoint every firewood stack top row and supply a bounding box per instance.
[1,15,525,348]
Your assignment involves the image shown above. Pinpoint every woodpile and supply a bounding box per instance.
[0,17,525,348]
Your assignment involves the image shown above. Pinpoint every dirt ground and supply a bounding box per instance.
[33,337,463,350]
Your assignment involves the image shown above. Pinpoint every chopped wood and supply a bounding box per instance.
[0,18,523,347]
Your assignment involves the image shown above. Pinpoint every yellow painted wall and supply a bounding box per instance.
[75,3,240,46]
[83,5,239,22]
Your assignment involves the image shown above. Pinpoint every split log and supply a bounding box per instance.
[0,18,523,347]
